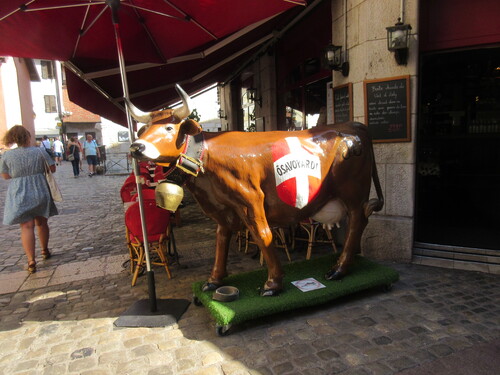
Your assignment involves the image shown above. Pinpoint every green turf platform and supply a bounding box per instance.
[192,254,399,331]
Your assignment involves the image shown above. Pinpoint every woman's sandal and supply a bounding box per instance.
[42,249,51,260]
[28,261,37,274]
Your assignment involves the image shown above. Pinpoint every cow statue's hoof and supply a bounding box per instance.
[202,282,220,292]
[325,269,345,281]
[259,279,283,297]
[260,288,281,297]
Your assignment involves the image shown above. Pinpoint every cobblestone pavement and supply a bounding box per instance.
[0,162,499,375]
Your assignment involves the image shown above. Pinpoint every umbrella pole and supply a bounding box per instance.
[108,0,156,312]
[108,0,190,328]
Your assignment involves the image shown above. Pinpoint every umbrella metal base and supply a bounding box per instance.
[114,298,190,328]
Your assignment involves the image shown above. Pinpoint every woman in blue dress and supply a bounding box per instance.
[0,125,58,273]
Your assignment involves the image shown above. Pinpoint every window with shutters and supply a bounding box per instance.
[41,60,55,79]
[44,95,57,113]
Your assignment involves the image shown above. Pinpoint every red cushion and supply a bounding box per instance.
[120,173,153,202]
[125,201,170,242]
[120,175,138,202]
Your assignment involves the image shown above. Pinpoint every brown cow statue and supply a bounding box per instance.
[129,85,384,296]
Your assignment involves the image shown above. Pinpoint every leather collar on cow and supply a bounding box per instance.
[177,132,205,176]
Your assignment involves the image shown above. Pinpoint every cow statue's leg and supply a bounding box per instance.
[246,217,284,296]
[202,225,232,291]
[326,208,368,280]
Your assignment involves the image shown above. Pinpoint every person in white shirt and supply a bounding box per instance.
[52,136,64,166]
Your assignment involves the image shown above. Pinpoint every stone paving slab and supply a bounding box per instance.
[0,161,498,375]
[397,337,500,375]
[0,270,26,294]
[0,259,498,375]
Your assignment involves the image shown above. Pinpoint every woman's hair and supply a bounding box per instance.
[2,125,31,147]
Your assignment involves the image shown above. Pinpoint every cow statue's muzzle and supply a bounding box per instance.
[129,139,162,160]
[129,142,146,158]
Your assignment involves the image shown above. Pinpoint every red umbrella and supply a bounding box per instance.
[0,0,307,318]
[0,0,304,62]
[0,0,307,123]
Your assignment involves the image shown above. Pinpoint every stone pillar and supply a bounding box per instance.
[330,0,419,262]
[257,53,278,131]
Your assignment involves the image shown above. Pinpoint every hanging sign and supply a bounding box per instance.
[364,75,411,142]
[333,83,353,123]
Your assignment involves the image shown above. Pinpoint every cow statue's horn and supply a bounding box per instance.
[172,84,192,120]
[125,99,152,124]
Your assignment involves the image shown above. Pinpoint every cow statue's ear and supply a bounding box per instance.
[180,119,202,136]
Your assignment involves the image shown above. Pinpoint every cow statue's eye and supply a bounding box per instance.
[165,125,174,132]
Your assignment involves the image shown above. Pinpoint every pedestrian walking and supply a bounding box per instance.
[67,136,82,178]
[82,134,100,177]
[52,136,64,165]
[40,135,54,158]
[0,125,58,273]
[77,137,84,172]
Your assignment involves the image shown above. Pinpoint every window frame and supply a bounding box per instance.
[44,95,57,113]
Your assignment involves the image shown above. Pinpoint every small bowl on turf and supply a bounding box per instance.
[212,286,239,302]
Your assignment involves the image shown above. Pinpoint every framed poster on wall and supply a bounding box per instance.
[333,83,353,123]
[363,75,411,142]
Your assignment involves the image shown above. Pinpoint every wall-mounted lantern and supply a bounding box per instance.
[325,44,349,77]
[247,88,262,107]
[386,18,412,65]
[218,108,227,120]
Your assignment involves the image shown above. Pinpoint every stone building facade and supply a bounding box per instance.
[218,0,500,273]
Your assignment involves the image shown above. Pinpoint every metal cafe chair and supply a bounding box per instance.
[124,199,173,286]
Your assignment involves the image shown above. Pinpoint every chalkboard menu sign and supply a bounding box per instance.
[364,75,411,142]
[333,83,353,123]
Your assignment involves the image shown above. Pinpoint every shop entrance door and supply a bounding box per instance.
[415,47,500,256]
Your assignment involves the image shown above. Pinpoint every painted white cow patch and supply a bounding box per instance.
[272,137,322,208]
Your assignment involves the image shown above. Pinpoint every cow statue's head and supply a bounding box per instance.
[129,84,202,164]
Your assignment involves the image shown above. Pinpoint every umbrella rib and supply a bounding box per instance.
[72,5,108,58]
[72,2,100,58]
[79,5,107,37]
[284,0,308,5]
[20,1,106,12]
[121,3,185,22]
[0,0,36,21]
[161,0,218,40]
[126,1,167,63]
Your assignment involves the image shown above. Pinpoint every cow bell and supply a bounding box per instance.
[155,181,184,211]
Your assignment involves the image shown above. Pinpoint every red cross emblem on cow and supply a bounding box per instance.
[272,137,322,208]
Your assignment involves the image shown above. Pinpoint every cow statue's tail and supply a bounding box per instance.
[364,148,384,218]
